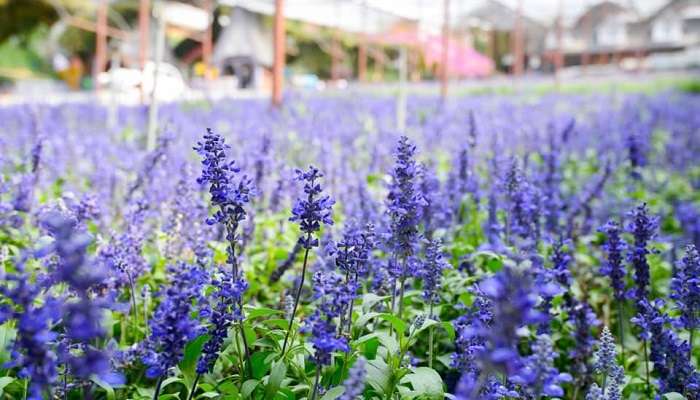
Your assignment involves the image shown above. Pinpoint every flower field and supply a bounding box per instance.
[1,91,700,400]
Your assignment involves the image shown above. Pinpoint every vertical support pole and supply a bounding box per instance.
[358,0,367,82]
[396,46,407,132]
[554,0,563,87]
[147,0,166,151]
[331,33,339,81]
[440,0,449,100]
[94,0,108,92]
[582,1,591,74]
[512,0,524,76]
[139,0,150,103]
[139,0,150,69]
[272,0,285,107]
[108,46,119,129]
[203,0,213,78]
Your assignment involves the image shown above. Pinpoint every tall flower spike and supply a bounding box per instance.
[338,358,366,400]
[627,203,658,307]
[0,259,61,400]
[386,136,425,259]
[42,212,115,381]
[282,165,334,355]
[518,334,572,398]
[143,263,207,379]
[420,238,450,305]
[197,268,248,374]
[599,220,627,303]
[290,165,335,249]
[301,272,352,366]
[670,244,700,333]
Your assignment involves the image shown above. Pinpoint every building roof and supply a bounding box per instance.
[218,0,417,35]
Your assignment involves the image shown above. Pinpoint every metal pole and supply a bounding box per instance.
[203,0,213,78]
[139,0,150,68]
[139,0,150,102]
[94,0,108,92]
[397,46,407,132]
[554,0,563,86]
[512,0,524,76]
[358,0,367,82]
[108,46,119,129]
[147,0,165,151]
[440,0,449,100]
[272,0,285,107]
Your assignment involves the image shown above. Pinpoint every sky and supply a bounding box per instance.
[365,0,668,30]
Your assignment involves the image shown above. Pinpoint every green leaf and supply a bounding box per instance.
[378,313,408,337]
[251,351,273,379]
[246,306,284,319]
[0,376,15,397]
[161,376,184,390]
[180,335,209,384]
[362,294,389,312]
[91,376,116,400]
[440,321,455,341]
[242,379,259,398]
[264,360,287,399]
[400,367,444,399]
[354,312,382,328]
[320,386,345,400]
[366,359,390,395]
[375,332,400,354]
[0,324,17,365]
[663,393,687,400]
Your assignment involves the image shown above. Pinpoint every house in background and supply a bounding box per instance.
[461,0,547,73]
[543,0,700,70]
[646,0,700,47]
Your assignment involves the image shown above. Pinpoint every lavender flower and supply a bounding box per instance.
[518,334,572,398]
[143,263,207,379]
[631,299,700,395]
[386,136,425,259]
[282,165,335,355]
[197,268,248,374]
[591,326,624,399]
[194,129,255,251]
[599,220,627,303]
[670,244,700,332]
[338,358,366,400]
[627,203,658,306]
[0,261,61,400]
[42,212,114,380]
[420,238,449,305]
[290,166,335,249]
[302,272,352,365]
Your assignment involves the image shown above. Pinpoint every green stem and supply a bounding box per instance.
[617,301,626,366]
[643,339,651,397]
[153,375,164,400]
[428,302,434,369]
[311,366,322,400]
[281,237,311,356]
[187,374,201,400]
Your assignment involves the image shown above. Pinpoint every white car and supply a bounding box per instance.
[98,61,187,102]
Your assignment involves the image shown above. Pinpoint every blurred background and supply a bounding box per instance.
[0,0,699,105]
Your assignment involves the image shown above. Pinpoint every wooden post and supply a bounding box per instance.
[139,0,150,69]
[203,0,213,78]
[397,46,407,132]
[358,0,367,82]
[147,0,166,151]
[94,0,108,91]
[440,0,449,100]
[512,0,524,75]
[554,0,564,86]
[272,0,285,107]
